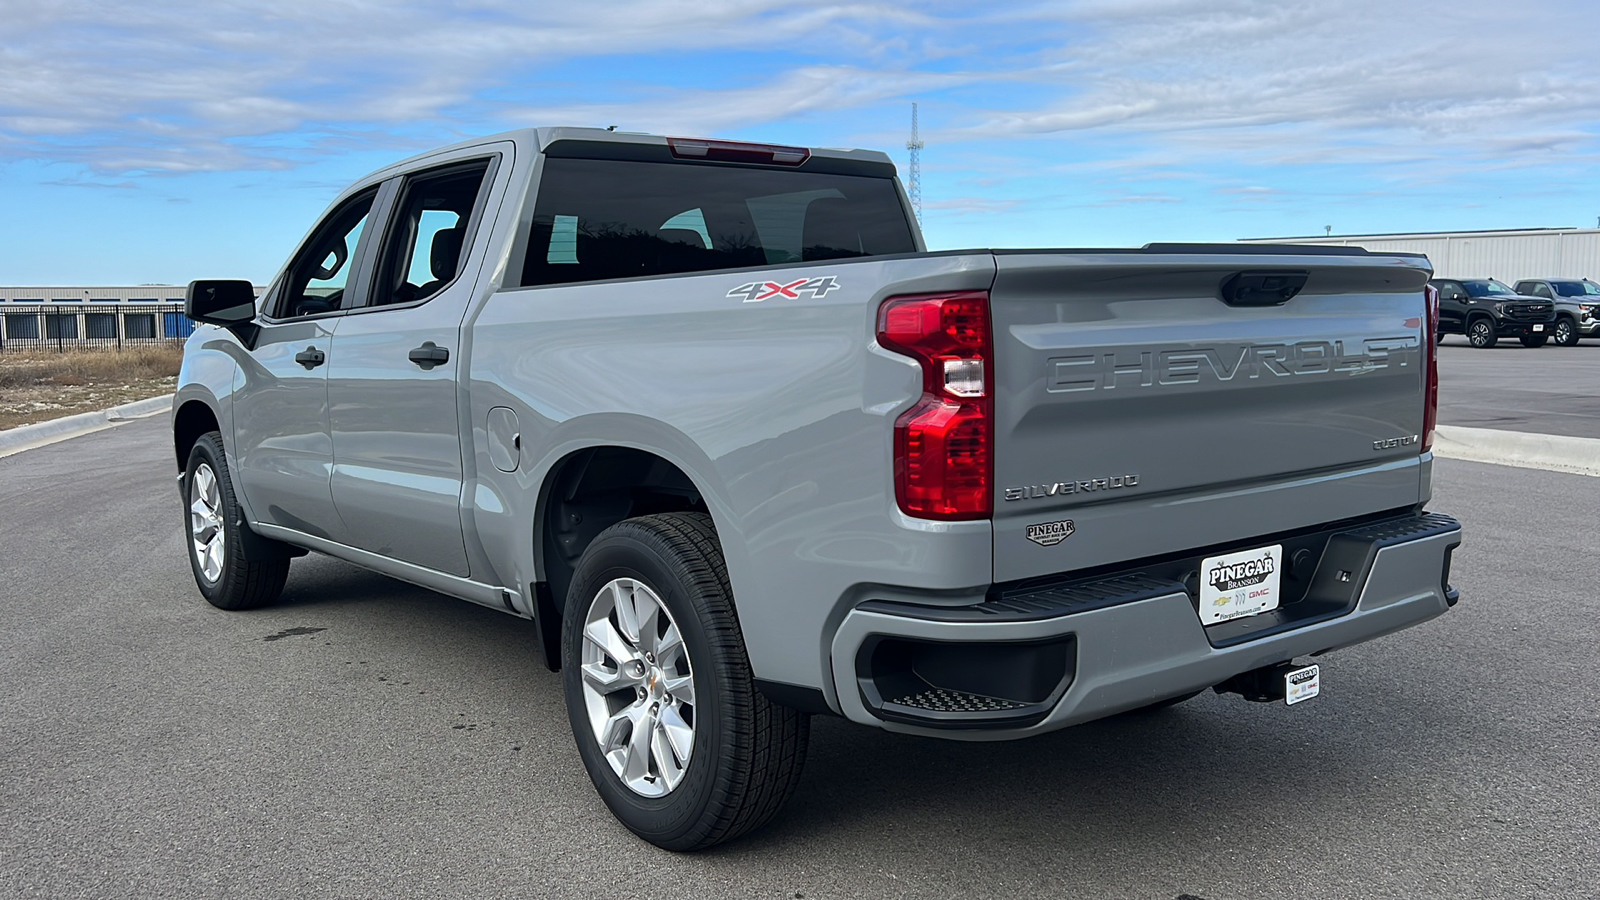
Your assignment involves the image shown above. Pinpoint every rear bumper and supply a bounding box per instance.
[827,512,1461,741]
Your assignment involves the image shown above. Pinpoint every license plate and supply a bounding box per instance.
[1198,544,1283,625]
[1534,324,1545,332]
[1285,664,1320,705]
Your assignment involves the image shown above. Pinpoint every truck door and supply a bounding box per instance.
[1435,280,1468,333]
[325,155,500,577]
[232,187,381,543]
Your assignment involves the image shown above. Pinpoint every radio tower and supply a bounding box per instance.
[906,102,924,229]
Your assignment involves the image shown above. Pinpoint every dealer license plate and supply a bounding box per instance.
[1285,664,1320,705]
[1198,544,1283,625]
[1534,324,1545,332]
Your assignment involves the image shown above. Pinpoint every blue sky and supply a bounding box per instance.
[3,0,1598,284]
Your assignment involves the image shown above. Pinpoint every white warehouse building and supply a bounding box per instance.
[1239,227,1600,281]
[0,285,190,304]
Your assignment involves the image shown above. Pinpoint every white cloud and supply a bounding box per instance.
[2,0,1596,184]
[0,0,935,173]
[947,0,1600,172]
[500,65,973,136]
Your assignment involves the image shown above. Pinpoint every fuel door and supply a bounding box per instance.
[487,406,521,473]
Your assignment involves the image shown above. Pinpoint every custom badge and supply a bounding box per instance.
[1026,520,1075,547]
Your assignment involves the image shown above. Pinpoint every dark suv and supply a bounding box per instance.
[1431,278,1556,348]
[1511,278,1600,346]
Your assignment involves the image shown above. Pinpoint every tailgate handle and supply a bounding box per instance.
[1220,270,1308,307]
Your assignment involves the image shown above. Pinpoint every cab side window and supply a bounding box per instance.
[1529,283,1553,299]
[1436,282,1466,302]
[371,161,491,307]
[278,190,377,318]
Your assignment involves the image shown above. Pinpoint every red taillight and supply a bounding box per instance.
[1423,283,1440,452]
[877,292,992,520]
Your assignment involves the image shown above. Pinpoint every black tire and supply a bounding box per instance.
[1555,318,1580,347]
[561,512,809,851]
[1435,329,1446,345]
[1520,335,1548,348]
[183,432,290,610]
[1467,318,1497,348]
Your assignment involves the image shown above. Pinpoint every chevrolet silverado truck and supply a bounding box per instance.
[174,128,1463,850]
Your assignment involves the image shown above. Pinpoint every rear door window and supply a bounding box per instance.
[369,161,492,307]
[519,158,915,286]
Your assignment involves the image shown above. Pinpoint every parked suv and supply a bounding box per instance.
[1431,278,1556,348]
[1511,278,1600,346]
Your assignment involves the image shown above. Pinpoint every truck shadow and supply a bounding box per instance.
[265,554,1453,876]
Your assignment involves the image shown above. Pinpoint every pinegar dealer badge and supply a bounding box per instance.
[1026,520,1075,546]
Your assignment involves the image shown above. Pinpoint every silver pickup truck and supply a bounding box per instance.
[175,127,1462,850]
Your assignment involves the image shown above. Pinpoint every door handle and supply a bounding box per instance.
[408,341,450,370]
[294,346,326,369]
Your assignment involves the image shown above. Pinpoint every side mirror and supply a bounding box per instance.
[186,280,257,325]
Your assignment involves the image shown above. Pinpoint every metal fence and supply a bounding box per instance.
[0,304,192,352]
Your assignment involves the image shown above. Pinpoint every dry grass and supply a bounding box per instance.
[0,344,184,430]
[0,344,184,389]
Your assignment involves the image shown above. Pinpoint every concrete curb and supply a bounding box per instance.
[1433,424,1600,478]
[0,393,173,460]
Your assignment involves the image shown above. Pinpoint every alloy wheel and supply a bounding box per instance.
[579,578,696,797]
[189,463,226,583]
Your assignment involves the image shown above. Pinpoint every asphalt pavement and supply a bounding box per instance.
[1437,339,1600,438]
[2,415,1597,900]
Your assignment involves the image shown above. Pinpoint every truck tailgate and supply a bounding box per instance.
[989,249,1432,583]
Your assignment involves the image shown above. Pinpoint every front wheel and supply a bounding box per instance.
[184,432,290,610]
[561,513,809,851]
[1468,319,1498,348]
[1520,335,1549,348]
[1555,318,1580,347]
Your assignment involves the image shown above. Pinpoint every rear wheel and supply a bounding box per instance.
[1555,318,1580,346]
[1520,335,1548,348]
[1467,319,1497,348]
[184,432,290,610]
[561,512,809,851]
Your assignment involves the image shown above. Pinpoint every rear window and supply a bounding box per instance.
[519,157,916,287]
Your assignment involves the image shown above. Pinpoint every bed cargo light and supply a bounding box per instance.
[877,292,993,520]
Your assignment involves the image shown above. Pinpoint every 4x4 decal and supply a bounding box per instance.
[728,276,840,303]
